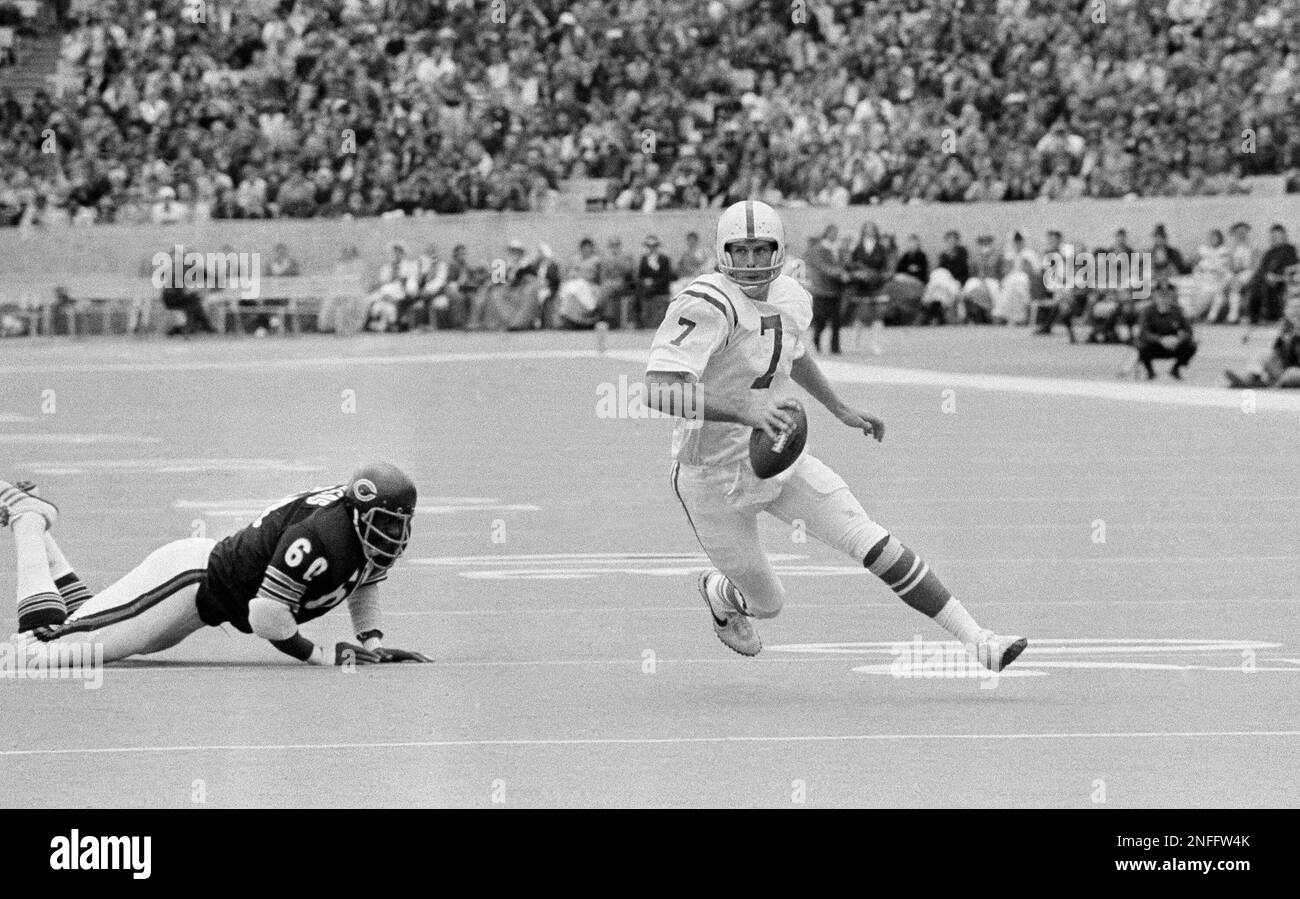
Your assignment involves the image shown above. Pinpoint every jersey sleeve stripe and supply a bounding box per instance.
[265,566,307,596]
[257,588,300,609]
[690,281,739,329]
[676,288,738,337]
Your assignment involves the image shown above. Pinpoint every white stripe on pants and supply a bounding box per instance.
[50,537,216,662]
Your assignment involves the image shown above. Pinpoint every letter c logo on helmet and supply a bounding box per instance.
[351,478,378,503]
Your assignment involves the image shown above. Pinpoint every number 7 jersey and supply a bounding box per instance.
[646,271,813,468]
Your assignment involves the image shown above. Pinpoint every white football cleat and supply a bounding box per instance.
[697,571,761,657]
[0,479,57,530]
[974,630,1028,672]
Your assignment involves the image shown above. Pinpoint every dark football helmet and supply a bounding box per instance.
[344,462,417,568]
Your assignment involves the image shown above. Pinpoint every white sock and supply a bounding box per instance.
[12,515,63,629]
[43,532,74,580]
[933,598,984,647]
[14,516,56,598]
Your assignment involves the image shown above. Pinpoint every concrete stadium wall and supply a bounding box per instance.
[2,194,1298,279]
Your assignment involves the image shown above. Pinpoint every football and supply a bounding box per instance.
[748,400,808,479]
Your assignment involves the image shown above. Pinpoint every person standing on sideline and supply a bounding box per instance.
[806,226,847,354]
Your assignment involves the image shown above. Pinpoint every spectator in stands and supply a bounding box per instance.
[1147,224,1190,284]
[845,221,890,344]
[411,243,451,331]
[1213,222,1258,326]
[920,229,972,324]
[265,243,300,278]
[1190,229,1232,322]
[875,233,926,324]
[149,186,186,225]
[1245,224,1299,324]
[556,237,603,330]
[365,242,420,333]
[469,240,542,332]
[590,236,629,327]
[440,244,474,329]
[674,231,713,287]
[635,235,675,330]
[999,232,1037,326]
[1036,229,1079,342]
[897,234,930,287]
[160,247,216,338]
[963,234,1004,325]
[317,245,367,335]
[1225,297,1300,388]
[806,226,846,355]
[1136,280,1197,380]
[1085,229,1137,343]
[535,243,562,327]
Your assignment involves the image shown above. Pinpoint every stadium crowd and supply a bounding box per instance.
[124,215,1294,350]
[2,0,1300,226]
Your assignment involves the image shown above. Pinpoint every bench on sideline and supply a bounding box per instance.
[1,274,366,336]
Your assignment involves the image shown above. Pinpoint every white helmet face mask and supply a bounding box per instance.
[716,200,785,293]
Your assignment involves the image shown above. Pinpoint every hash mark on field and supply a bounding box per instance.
[4,730,1299,758]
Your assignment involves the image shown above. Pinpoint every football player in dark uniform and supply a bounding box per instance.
[0,463,430,665]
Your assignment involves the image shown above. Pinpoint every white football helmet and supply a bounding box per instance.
[715,200,785,291]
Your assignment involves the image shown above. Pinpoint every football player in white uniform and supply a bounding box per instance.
[645,200,1027,670]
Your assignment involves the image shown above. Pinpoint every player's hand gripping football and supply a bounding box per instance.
[746,396,801,442]
[837,406,885,442]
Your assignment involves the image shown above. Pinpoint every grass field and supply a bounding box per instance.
[1,324,1298,808]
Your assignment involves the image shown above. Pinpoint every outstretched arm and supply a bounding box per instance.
[248,596,377,666]
[347,584,432,662]
[789,352,885,442]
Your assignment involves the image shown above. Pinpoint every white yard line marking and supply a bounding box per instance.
[604,348,1300,412]
[0,434,162,445]
[26,458,325,475]
[375,594,1300,615]
[459,565,859,580]
[409,552,808,564]
[0,349,599,375]
[175,501,540,516]
[4,730,1299,758]
[768,638,1282,655]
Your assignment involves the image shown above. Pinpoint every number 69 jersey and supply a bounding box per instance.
[195,486,387,633]
[646,271,813,468]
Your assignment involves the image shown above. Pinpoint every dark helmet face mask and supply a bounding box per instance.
[354,506,412,568]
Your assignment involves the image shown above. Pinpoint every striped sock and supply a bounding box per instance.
[44,534,93,616]
[18,591,65,632]
[55,572,93,616]
[863,534,950,617]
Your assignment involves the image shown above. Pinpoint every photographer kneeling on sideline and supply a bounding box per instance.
[1136,280,1197,380]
